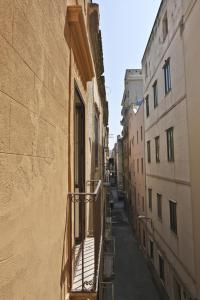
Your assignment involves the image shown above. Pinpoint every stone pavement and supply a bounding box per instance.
[110,187,162,300]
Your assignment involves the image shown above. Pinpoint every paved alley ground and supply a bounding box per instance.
[110,187,161,300]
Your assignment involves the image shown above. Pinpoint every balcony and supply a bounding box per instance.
[68,180,103,299]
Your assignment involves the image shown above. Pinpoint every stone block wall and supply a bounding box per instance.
[0,1,73,299]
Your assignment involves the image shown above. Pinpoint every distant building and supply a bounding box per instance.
[113,135,123,190]
[128,102,146,252]
[121,69,143,208]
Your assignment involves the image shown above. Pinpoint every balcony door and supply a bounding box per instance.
[74,87,85,244]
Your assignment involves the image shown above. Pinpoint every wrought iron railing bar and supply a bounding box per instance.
[68,180,102,198]
[68,179,102,294]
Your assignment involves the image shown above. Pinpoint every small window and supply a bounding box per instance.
[166,127,174,161]
[143,230,146,248]
[147,140,151,163]
[145,62,148,79]
[148,188,152,210]
[164,58,171,94]
[94,114,99,167]
[142,196,145,212]
[137,158,139,173]
[159,255,165,282]
[146,95,150,118]
[157,193,162,220]
[141,158,144,174]
[169,200,177,234]
[155,136,160,163]
[153,80,158,108]
[150,240,154,259]
[163,12,168,41]
[141,126,143,141]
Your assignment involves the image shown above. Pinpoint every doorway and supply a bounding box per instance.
[74,87,85,245]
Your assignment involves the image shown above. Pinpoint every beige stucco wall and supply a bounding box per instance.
[142,0,196,298]
[0,1,105,299]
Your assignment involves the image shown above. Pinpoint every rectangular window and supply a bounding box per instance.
[141,126,143,141]
[143,230,146,248]
[169,200,177,234]
[145,62,148,79]
[163,12,168,42]
[137,158,139,173]
[94,114,99,168]
[138,193,140,208]
[141,158,144,174]
[155,136,160,163]
[148,188,152,210]
[166,127,174,161]
[157,193,162,220]
[147,140,151,163]
[150,240,154,259]
[142,196,145,212]
[153,80,158,108]
[159,255,165,282]
[146,95,149,118]
[164,58,171,94]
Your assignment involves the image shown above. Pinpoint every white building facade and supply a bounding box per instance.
[142,0,197,299]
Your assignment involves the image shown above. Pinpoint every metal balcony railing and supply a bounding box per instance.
[68,180,103,294]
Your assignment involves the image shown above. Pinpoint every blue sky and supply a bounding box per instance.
[95,0,161,149]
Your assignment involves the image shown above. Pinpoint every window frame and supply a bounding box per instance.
[146,95,150,118]
[94,112,99,168]
[155,136,160,163]
[153,80,158,108]
[166,127,174,162]
[142,196,145,212]
[163,58,171,95]
[141,157,144,174]
[147,140,151,163]
[137,158,139,173]
[157,193,162,221]
[163,11,168,42]
[169,200,177,234]
[150,240,154,260]
[148,188,152,211]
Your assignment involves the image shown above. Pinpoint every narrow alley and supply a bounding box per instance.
[110,187,161,300]
[1,1,200,300]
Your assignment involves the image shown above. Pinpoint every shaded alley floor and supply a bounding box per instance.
[110,187,161,300]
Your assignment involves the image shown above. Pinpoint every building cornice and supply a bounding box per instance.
[65,6,94,87]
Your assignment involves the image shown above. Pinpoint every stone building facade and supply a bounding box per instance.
[128,102,146,253]
[0,1,108,300]
[142,0,200,299]
[121,69,143,208]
